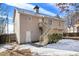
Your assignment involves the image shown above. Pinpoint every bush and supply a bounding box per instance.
[48,33,62,43]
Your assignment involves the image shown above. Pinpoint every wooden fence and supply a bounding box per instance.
[63,33,79,37]
[63,33,79,40]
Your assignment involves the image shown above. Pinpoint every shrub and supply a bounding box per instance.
[48,33,62,43]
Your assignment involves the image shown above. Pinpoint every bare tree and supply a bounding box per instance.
[0,3,9,34]
[0,3,6,34]
[56,3,79,33]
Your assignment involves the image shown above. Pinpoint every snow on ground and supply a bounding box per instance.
[1,39,79,56]
[0,44,13,52]
[0,48,7,53]
[19,44,79,56]
[18,39,79,56]
[44,39,79,52]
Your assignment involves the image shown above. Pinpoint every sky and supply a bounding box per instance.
[1,0,79,3]
[0,3,14,24]
[0,3,76,33]
[0,3,59,33]
[5,3,59,16]
[0,3,69,33]
[2,3,66,18]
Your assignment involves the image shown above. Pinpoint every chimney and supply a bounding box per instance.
[33,5,39,13]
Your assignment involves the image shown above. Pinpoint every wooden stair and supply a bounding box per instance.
[39,22,52,46]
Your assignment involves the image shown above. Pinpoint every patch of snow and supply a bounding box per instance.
[44,39,79,52]
[2,44,15,50]
[19,39,79,56]
[0,44,14,52]
[0,39,79,56]
[19,44,79,56]
[0,48,7,53]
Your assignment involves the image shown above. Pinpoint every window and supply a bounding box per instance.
[59,21,61,26]
[49,20,52,25]
[44,19,48,24]
[26,16,32,20]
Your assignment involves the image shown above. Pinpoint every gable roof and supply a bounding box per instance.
[15,8,64,21]
[16,8,54,17]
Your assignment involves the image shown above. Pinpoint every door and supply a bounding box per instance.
[26,31,31,42]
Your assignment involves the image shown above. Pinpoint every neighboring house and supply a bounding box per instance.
[73,12,79,33]
[65,12,79,33]
[14,8,65,44]
[74,19,79,33]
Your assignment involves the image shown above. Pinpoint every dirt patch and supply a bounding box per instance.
[0,49,32,56]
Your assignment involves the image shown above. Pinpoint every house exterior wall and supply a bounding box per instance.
[19,13,42,43]
[41,17,65,34]
[73,19,79,33]
[74,19,79,33]
[14,10,21,44]
[14,9,65,44]
[51,19,65,34]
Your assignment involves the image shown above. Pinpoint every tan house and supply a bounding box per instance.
[65,12,79,33]
[49,17,65,34]
[74,20,79,33]
[14,8,65,44]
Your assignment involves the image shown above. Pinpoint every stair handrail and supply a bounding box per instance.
[39,22,52,43]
